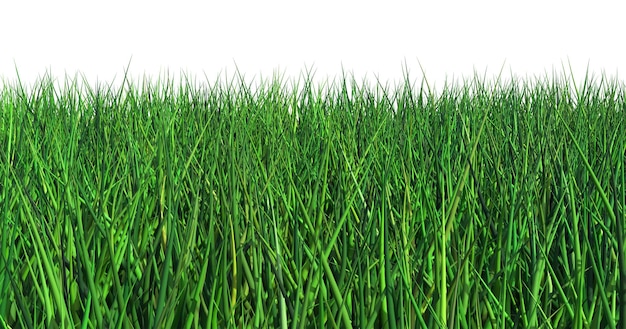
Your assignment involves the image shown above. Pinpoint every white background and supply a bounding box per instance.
[1,0,624,94]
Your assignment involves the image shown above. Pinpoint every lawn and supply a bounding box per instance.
[0,67,624,328]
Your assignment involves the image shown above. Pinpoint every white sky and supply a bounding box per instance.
[1,0,624,94]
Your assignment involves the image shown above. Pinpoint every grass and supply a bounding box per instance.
[0,66,624,328]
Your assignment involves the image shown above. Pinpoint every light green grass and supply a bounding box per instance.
[0,67,624,329]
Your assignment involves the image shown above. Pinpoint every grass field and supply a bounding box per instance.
[0,67,624,329]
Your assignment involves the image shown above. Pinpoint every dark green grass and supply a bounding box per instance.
[0,68,624,329]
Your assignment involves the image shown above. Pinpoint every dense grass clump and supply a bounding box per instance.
[0,69,625,329]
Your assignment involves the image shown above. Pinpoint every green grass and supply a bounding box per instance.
[0,66,624,329]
